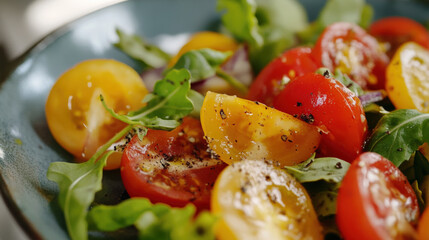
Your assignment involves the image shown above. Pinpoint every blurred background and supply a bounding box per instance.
[0,0,124,80]
[0,1,124,239]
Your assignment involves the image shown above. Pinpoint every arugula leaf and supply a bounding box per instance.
[285,156,350,217]
[47,151,113,240]
[114,28,170,69]
[285,156,350,183]
[102,69,195,130]
[187,90,204,119]
[364,103,389,130]
[217,0,263,47]
[170,49,232,83]
[411,180,425,211]
[366,109,429,167]
[88,198,216,240]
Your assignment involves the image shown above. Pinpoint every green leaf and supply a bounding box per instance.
[170,49,232,83]
[217,0,263,47]
[102,69,195,130]
[359,4,374,29]
[318,0,366,27]
[316,68,364,97]
[47,152,112,240]
[366,109,429,167]
[285,156,350,217]
[412,180,425,210]
[114,28,170,69]
[298,0,371,45]
[284,156,350,183]
[87,198,167,232]
[88,198,217,240]
[303,181,339,217]
[364,104,390,131]
[187,90,204,119]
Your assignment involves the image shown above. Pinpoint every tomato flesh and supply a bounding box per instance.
[369,17,429,58]
[313,22,389,89]
[211,160,323,240]
[247,47,320,106]
[337,152,419,240]
[273,72,367,163]
[120,117,226,210]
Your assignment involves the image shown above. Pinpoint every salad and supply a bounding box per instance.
[44,0,429,239]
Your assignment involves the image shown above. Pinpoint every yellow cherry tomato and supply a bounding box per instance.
[168,31,238,67]
[386,42,429,113]
[201,92,321,167]
[45,59,148,169]
[211,160,323,240]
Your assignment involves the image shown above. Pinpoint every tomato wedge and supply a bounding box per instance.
[418,207,429,239]
[212,160,323,240]
[369,17,429,58]
[337,152,419,240]
[273,72,367,163]
[247,47,320,106]
[120,117,226,211]
[313,22,389,89]
[386,42,429,113]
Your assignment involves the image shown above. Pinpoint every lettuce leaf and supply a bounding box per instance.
[87,198,217,240]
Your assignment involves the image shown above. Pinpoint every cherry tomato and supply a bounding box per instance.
[418,207,429,239]
[337,152,419,240]
[201,92,321,167]
[247,47,320,106]
[211,160,323,240]
[313,22,389,89]
[45,59,148,169]
[120,117,226,211]
[369,17,429,58]
[386,42,429,113]
[273,72,367,163]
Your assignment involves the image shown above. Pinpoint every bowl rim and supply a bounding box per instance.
[0,1,129,239]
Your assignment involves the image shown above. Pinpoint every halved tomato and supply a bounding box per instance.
[312,22,389,89]
[45,59,148,169]
[337,152,419,240]
[273,72,367,163]
[201,92,321,167]
[211,159,323,240]
[247,47,320,106]
[120,117,226,211]
[386,42,429,113]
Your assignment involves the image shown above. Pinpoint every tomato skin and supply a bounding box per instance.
[337,152,419,240]
[273,73,367,163]
[418,207,429,239]
[369,17,429,58]
[120,117,226,211]
[313,22,389,90]
[247,47,320,105]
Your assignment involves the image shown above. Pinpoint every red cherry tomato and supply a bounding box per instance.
[247,47,320,105]
[369,17,429,58]
[120,117,226,211]
[273,72,367,163]
[337,152,419,240]
[313,22,389,89]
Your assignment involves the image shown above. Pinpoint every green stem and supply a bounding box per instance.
[216,68,248,95]
[88,124,134,164]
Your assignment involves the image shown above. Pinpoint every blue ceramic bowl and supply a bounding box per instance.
[1,0,428,239]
